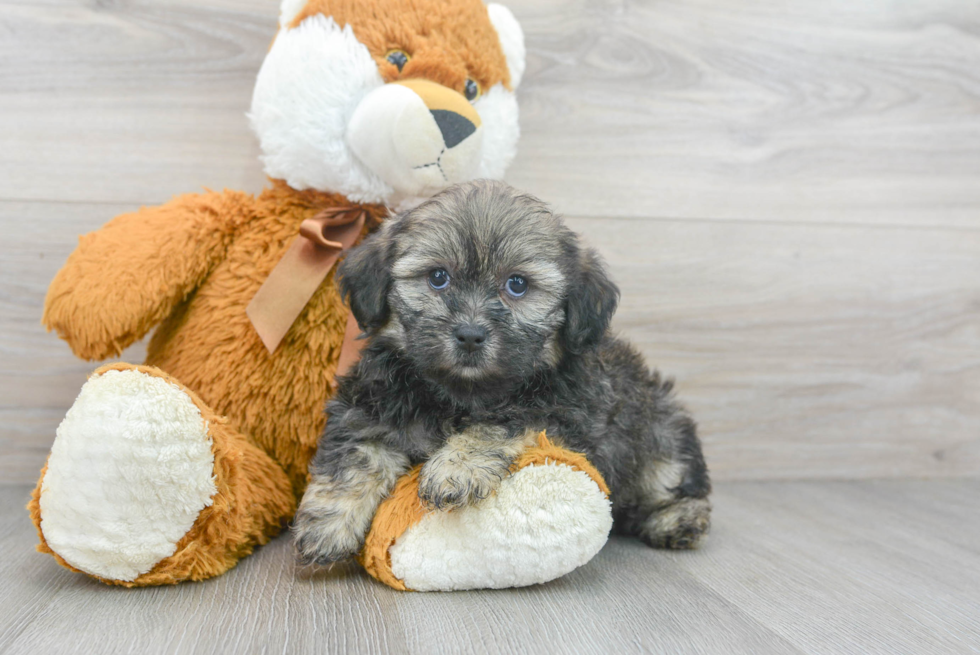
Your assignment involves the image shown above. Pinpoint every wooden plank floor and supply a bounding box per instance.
[3,479,978,654]
[2,0,979,652]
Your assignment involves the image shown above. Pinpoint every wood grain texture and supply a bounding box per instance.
[3,199,978,484]
[3,480,978,654]
[0,0,271,206]
[3,0,980,226]
[568,216,980,481]
[510,0,980,226]
[0,201,147,486]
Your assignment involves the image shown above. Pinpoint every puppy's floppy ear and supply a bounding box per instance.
[563,247,620,354]
[338,229,392,332]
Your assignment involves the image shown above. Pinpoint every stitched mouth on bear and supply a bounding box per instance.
[413,149,449,183]
[346,80,484,197]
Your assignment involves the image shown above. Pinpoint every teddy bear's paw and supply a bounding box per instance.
[386,461,613,591]
[417,449,510,511]
[37,367,217,582]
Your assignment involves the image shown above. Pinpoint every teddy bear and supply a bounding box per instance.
[28,0,613,591]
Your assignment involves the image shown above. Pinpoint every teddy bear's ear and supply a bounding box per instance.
[278,0,307,29]
[487,4,526,89]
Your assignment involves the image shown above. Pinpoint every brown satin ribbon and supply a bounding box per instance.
[247,208,368,365]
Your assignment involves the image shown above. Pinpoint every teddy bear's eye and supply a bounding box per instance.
[464,79,480,102]
[386,50,410,72]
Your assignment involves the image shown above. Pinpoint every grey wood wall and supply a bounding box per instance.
[2,0,979,486]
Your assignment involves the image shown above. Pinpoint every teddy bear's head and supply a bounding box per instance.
[250,0,525,209]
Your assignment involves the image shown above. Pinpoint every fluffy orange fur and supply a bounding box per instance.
[35,182,384,584]
[32,0,518,586]
[290,0,512,95]
[43,182,385,499]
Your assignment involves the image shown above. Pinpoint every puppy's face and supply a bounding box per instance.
[339,180,619,392]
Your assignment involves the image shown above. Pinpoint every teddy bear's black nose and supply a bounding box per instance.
[453,323,487,353]
[431,109,477,149]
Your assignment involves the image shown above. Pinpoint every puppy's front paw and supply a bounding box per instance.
[293,514,361,566]
[292,483,367,565]
[418,450,510,511]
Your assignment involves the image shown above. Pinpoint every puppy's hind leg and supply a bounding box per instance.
[624,418,712,549]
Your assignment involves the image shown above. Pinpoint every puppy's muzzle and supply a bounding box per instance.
[453,323,487,354]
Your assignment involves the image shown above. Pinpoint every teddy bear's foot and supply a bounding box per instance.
[28,364,296,586]
[361,434,614,592]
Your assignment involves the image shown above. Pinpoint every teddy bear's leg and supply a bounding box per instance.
[27,363,296,587]
[360,434,615,592]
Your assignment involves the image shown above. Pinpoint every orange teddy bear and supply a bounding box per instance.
[29,0,614,591]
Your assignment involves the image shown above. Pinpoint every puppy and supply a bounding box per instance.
[294,180,711,565]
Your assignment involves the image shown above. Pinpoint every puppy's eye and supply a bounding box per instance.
[428,268,451,291]
[464,79,480,102]
[386,49,410,72]
[505,275,528,298]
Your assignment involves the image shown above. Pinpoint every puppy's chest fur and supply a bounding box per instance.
[335,336,673,490]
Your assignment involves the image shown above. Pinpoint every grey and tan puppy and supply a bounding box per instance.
[294,180,711,565]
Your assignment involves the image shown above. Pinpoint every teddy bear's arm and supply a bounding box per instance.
[43,191,252,361]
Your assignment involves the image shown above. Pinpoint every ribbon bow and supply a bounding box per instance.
[247,207,367,368]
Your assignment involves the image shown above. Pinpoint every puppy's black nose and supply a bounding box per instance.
[453,323,487,353]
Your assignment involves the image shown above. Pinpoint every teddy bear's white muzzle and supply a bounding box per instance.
[347,81,484,199]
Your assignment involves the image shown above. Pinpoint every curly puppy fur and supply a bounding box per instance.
[294,180,711,565]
